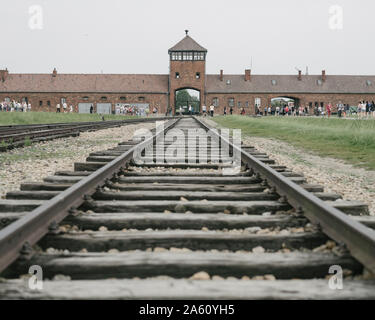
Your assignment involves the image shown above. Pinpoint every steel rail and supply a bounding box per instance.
[194,116,375,274]
[0,118,180,273]
[0,116,176,135]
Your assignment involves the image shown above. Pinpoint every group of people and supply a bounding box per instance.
[0,100,31,112]
[56,103,75,113]
[255,105,310,117]
[356,101,375,118]
[201,105,215,117]
[223,106,246,115]
[116,105,148,116]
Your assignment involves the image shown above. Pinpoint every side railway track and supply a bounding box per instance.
[0,116,374,299]
[0,116,174,152]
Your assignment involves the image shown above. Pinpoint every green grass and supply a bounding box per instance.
[0,112,143,126]
[212,116,375,170]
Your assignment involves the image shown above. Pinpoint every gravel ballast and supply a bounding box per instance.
[202,117,374,216]
[0,122,155,198]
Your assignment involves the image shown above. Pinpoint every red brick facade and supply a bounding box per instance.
[169,60,206,112]
[204,93,375,115]
[0,92,168,114]
[1,33,374,115]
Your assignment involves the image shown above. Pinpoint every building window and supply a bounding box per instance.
[245,101,249,108]
[237,101,241,108]
[61,98,66,104]
[4,97,10,103]
[83,96,89,101]
[182,51,193,61]
[196,72,200,79]
[47,101,51,107]
[138,97,145,102]
[226,80,231,85]
[194,52,204,60]
[22,97,28,103]
[213,98,219,107]
[175,72,180,79]
[320,102,324,108]
[171,52,183,60]
[120,96,126,101]
[255,98,261,107]
[101,96,107,101]
[309,102,313,108]
[39,101,43,106]
[228,98,234,107]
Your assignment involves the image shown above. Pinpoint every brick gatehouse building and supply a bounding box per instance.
[1,31,374,115]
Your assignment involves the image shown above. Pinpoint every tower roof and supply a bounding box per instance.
[168,34,207,52]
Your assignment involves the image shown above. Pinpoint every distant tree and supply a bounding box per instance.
[176,89,200,108]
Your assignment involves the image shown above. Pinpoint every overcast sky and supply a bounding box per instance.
[1,0,374,75]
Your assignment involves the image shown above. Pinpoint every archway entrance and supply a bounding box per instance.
[271,97,300,113]
[175,88,200,115]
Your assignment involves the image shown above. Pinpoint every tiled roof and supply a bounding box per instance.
[206,74,375,94]
[168,35,207,52]
[0,74,169,93]
[1,73,375,94]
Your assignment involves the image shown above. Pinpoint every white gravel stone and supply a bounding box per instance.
[190,271,210,280]
[242,136,375,216]
[0,122,155,199]
[252,246,265,254]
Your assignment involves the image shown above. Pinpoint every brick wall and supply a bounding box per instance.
[169,60,206,113]
[205,93,375,115]
[0,92,168,114]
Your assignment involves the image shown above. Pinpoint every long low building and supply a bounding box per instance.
[1,31,374,115]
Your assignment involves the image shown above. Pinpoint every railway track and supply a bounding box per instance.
[0,117,173,152]
[0,116,375,299]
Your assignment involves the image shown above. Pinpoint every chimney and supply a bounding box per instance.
[52,68,57,77]
[298,70,302,81]
[245,69,251,81]
[0,68,9,82]
[322,70,326,82]
[220,69,223,81]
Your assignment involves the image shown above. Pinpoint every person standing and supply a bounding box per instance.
[63,102,68,113]
[188,105,192,115]
[69,105,73,113]
[202,105,207,116]
[56,103,61,113]
[90,104,94,114]
[27,103,31,112]
[326,102,332,118]
[223,106,227,116]
[366,101,370,118]
[209,104,214,117]
[230,106,233,115]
